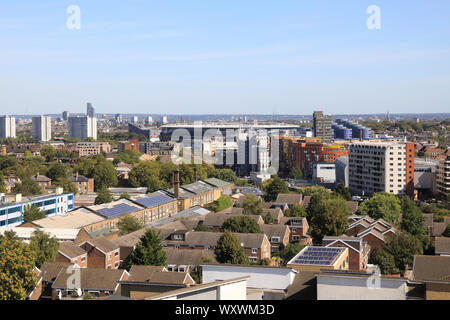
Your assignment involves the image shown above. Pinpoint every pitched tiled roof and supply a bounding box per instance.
[52,268,126,291]
[40,262,74,283]
[302,196,311,208]
[58,241,86,259]
[322,236,367,253]
[260,224,289,239]
[435,237,450,255]
[412,255,450,282]
[422,214,434,230]
[165,247,216,266]
[432,217,450,237]
[347,201,358,214]
[275,193,302,205]
[83,237,118,254]
[69,174,89,182]
[164,231,266,249]
[127,265,191,285]
[202,178,233,188]
[32,174,51,182]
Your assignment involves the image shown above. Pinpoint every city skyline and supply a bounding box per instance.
[1,1,450,115]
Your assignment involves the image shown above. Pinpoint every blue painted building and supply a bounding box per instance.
[0,193,75,227]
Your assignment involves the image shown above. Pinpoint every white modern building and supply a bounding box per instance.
[0,115,16,139]
[317,270,408,300]
[348,140,415,196]
[68,115,97,140]
[313,163,336,184]
[201,264,298,300]
[32,115,52,141]
[335,156,349,187]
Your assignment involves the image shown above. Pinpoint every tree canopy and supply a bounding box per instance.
[29,230,59,268]
[357,192,402,224]
[242,194,263,215]
[23,204,46,223]
[12,177,41,196]
[94,186,114,205]
[113,150,141,165]
[125,229,167,270]
[334,182,351,201]
[400,197,429,249]
[117,216,143,235]
[205,196,233,213]
[214,230,248,264]
[222,216,262,233]
[46,162,72,181]
[264,176,289,201]
[276,243,304,266]
[309,197,350,244]
[284,203,307,217]
[0,234,37,300]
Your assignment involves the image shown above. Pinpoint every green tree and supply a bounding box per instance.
[371,249,397,275]
[53,177,78,195]
[46,162,71,181]
[40,145,56,162]
[205,196,233,212]
[335,182,351,201]
[117,216,143,235]
[214,230,248,264]
[288,167,303,180]
[284,203,307,217]
[309,198,350,244]
[378,232,423,271]
[0,234,37,300]
[264,176,289,201]
[94,186,114,205]
[120,192,131,199]
[92,159,117,190]
[194,223,211,232]
[263,212,274,224]
[276,243,305,266]
[400,197,429,249]
[242,194,263,215]
[210,168,237,183]
[235,179,248,187]
[12,177,41,196]
[23,204,46,223]
[125,229,167,269]
[222,216,262,233]
[113,150,141,165]
[0,171,6,193]
[357,192,402,224]
[128,161,167,192]
[29,230,59,268]
[300,185,330,198]
[442,225,450,237]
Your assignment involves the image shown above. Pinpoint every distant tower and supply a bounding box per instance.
[62,111,70,121]
[87,103,95,117]
[32,116,52,142]
[0,116,16,139]
[386,110,391,122]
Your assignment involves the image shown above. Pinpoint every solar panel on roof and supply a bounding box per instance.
[135,194,173,208]
[97,203,139,218]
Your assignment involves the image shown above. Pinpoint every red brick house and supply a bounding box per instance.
[79,238,121,269]
[56,241,88,268]
[322,236,370,271]
[260,224,291,252]
[280,217,309,242]
[51,267,129,299]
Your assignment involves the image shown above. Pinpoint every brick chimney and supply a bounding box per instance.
[174,170,180,199]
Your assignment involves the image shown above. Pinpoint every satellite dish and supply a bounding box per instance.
[77,288,82,297]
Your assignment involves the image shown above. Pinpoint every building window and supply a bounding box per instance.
[252,248,258,254]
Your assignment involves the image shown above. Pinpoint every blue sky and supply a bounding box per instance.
[1,0,449,115]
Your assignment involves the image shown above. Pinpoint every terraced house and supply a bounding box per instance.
[162,230,271,263]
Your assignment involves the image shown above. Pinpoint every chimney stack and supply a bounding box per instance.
[174,170,180,199]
